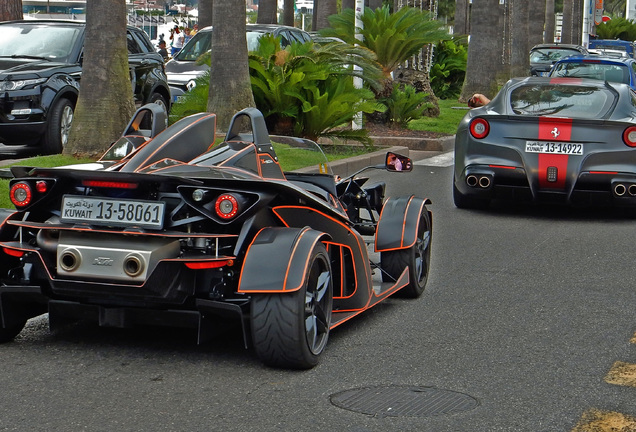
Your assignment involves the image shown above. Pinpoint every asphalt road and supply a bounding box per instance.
[0,152,635,431]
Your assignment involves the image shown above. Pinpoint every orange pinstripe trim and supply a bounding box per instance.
[133,114,216,173]
[324,241,357,299]
[272,205,372,295]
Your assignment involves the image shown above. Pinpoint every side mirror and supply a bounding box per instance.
[385,152,412,172]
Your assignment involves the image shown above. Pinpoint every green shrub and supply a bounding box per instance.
[430,38,467,99]
[380,83,432,127]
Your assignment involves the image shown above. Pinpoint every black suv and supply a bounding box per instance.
[0,20,171,154]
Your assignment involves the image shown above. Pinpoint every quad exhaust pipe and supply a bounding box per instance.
[612,183,636,197]
[466,174,492,189]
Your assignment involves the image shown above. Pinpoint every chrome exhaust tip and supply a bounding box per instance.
[479,176,491,188]
[614,183,627,197]
[59,248,81,272]
[466,175,478,187]
[628,184,636,197]
[123,253,145,278]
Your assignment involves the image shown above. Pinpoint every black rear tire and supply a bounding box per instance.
[251,243,332,369]
[42,97,74,155]
[381,210,432,298]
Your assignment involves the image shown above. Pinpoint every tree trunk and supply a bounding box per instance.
[460,0,505,102]
[544,0,555,43]
[572,0,582,45]
[562,0,574,44]
[454,0,470,35]
[342,0,355,10]
[528,0,546,48]
[368,0,383,9]
[314,0,337,31]
[509,0,529,77]
[207,0,255,132]
[198,0,213,28]
[282,0,295,26]
[257,0,278,24]
[65,0,134,158]
[0,0,22,21]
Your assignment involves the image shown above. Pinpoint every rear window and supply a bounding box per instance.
[550,62,629,84]
[510,84,615,118]
[530,48,582,64]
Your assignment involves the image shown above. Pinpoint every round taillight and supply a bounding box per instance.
[623,126,636,147]
[470,118,490,139]
[10,182,32,207]
[214,194,239,220]
[35,180,48,193]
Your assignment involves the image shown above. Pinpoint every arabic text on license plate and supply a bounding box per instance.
[61,196,165,229]
[525,141,583,155]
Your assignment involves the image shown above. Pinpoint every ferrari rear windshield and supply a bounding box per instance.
[510,84,615,117]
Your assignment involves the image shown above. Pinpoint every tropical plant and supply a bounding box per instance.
[380,83,432,128]
[170,35,385,146]
[320,5,449,79]
[430,38,467,99]
[318,5,449,122]
[249,35,385,144]
[595,17,636,40]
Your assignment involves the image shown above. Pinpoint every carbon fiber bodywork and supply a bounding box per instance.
[0,106,432,368]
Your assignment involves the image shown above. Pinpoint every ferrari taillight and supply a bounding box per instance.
[215,194,239,220]
[623,126,636,147]
[470,118,490,139]
[10,182,32,207]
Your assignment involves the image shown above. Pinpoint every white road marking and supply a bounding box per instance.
[414,151,454,167]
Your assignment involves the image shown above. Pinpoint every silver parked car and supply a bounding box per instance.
[165,24,311,100]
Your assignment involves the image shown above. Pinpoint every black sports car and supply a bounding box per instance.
[0,105,432,369]
[454,77,636,209]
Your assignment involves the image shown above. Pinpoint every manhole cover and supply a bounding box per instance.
[330,385,479,418]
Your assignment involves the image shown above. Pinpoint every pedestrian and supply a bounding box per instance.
[157,40,169,62]
[184,27,192,44]
[170,25,184,57]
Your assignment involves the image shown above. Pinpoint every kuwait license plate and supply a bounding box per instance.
[61,196,165,229]
[525,141,583,155]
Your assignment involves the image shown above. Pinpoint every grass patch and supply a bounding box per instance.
[0,155,94,209]
[408,98,468,135]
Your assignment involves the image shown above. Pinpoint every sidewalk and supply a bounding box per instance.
[0,135,456,178]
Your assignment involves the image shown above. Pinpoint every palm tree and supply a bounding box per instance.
[454,0,470,35]
[314,0,338,31]
[460,0,505,101]
[0,0,22,20]
[282,0,295,26]
[320,6,448,98]
[207,0,255,130]
[545,0,555,43]
[257,0,277,24]
[509,0,529,77]
[65,0,135,157]
[198,0,213,28]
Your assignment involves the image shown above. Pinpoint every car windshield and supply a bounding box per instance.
[0,23,81,61]
[530,48,581,64]
[510,84,616,118]
[550,62,629,84]
[173,30,211,61]
[191,135,332,176]
[173,29,284,61]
